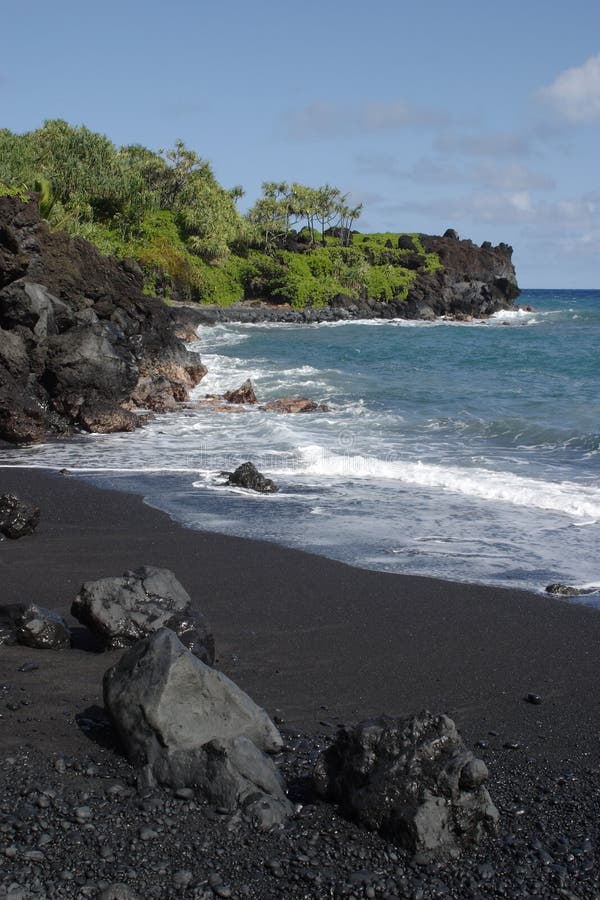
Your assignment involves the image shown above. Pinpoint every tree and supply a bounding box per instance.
[338,199,363,246]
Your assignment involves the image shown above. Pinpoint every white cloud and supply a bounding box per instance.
[471,163,555,191]
[434,130,532,158]
[356,154,554,191]
[388,189,600,231]
[538,53,600,123]
[286,99,447,139]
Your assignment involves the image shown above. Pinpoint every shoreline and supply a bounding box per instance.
[3,465,600,897]
[2,465,600,764]
[0,461,567,598]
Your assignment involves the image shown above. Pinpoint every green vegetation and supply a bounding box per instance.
[0,121,440,307]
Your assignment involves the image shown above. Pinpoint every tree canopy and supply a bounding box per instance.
[0,121,439,307]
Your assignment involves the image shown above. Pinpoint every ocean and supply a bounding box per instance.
[3,289,599,600]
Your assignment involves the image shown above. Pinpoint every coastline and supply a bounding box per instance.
[3,466,600,897]
[2,465,600,764]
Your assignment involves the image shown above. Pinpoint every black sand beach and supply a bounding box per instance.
[2,467,600,898]
[2,466,600,762]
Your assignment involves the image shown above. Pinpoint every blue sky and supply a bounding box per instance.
[2,0,599,287]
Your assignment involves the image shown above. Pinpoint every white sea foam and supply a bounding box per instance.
[190,326,250,350]
[272,446,600,521]
[491,308,534,321]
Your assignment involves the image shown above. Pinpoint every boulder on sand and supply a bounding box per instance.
[0,494,40,539]
[103,628,292,829]
[0,603,70,649]
[314,711,499,863]
[226,462,278,494]
[71,566,214,664]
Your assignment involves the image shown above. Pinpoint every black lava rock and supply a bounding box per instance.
[226,462,278,494]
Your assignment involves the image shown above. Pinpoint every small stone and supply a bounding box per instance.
[18,662,39,673]
[477,863,494,880]
[174,787,194,800]
[96,885,138,900]
[526,693,543,705]
[139,826,159,840]
[74,805,93,821]
[503,740,522,750]
[173,870,193,888]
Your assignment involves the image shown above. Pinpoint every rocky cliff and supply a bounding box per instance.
[0,195,206,445]
[170,229,521,328]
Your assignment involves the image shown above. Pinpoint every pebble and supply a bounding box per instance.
[96,885,138,900]
[17,662,39,673]
[74,805,93,821]
[526,693,543,705]
[0,731,598,900]
[173,869,193,887]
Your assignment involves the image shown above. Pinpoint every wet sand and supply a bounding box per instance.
[2,465,599,765]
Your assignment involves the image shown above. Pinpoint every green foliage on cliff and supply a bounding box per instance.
[0,121,439,307]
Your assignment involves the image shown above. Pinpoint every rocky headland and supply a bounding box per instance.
[0,194,206,445]
[170,231,521,329]
[0,194,521,447]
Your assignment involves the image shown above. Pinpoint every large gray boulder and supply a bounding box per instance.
[103,628,292,829]
[314,711,499,863]
[0,603,70,649]
[71,566,214,664]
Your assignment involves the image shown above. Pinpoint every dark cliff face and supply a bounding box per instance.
[170,230,521,329]
[406,232,520,319]
[0,195,206,445]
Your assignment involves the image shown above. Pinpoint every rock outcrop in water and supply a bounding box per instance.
[169,230,520,328]
[225,462,279,494]
[0,194,206,445]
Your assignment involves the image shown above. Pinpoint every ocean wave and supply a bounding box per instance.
[272,446,600,520]
[191,326,250,349]
[423,416,600,453]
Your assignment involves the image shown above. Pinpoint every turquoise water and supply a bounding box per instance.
[3,290,599,597]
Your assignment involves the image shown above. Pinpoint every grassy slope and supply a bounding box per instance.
[85,214,441,307]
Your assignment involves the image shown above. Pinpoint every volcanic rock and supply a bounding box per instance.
[71,565,214,663]
[224,379,258,404]
[77,401,139,434]
[0,494,40,538]
[226,462,278,493]
[103,628,292,829]
[259,397,329,414]
[0,193,206,443]
[545,583,594,598]
[0,602,70,649]
[314,711,499,863]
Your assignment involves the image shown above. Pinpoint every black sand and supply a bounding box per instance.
[3,467,600,898]
[2,466,599,764]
